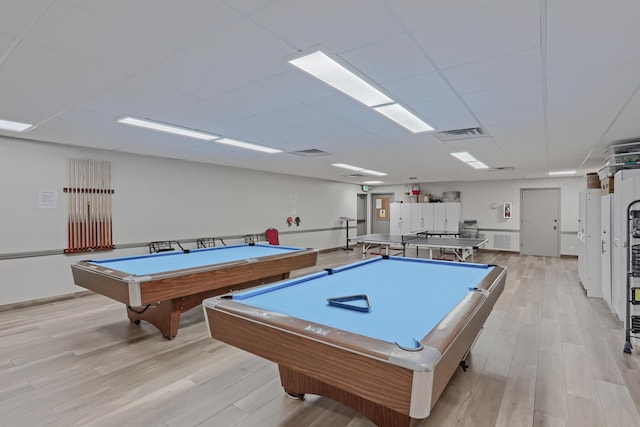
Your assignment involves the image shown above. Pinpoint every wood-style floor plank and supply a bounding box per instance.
[1,250,639,426]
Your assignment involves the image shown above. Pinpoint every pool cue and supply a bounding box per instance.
[107,162,112,248]
[91,159,96,248]
[67,159,71,251]
[100,160,105,248]
[97,161,102,248]
[82,159,87,250]
[72,158,78,251]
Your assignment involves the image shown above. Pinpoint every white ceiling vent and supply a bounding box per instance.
[489,166,515,171]
[343,173,366,178]
[289,148,330,157]
[437,127,487,141]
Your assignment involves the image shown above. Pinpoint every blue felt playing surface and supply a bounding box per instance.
[87,244,303,276]
[231,256,495,349]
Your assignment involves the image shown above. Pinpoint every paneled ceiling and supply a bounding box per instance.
[2,0,640,185]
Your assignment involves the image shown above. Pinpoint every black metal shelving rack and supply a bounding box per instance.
[624,200,640,353]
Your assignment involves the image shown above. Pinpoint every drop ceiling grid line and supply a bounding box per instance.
[0,0,56,66]
[379,0,503,156]
[578,80,640,170]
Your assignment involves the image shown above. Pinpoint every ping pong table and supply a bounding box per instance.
[349,233,488,262]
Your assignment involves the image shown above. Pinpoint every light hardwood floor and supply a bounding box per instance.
[1,249,640,426]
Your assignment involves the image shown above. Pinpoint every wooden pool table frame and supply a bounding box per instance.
[71,247,317,339]
[204,263,506,427]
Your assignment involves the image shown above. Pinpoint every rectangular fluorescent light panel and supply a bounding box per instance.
[363,180,384,184]
[548,170,576,176]
[360,169,388,176]
[332,163,388,176]
[451,152,490,170]
[373,104,434,133]
[450,152,477,162]
[216,138,282,154]
[118,117,219,140]
[289,51,393,107]
[0,118,33,132]
[331,163,364,171]
[468,161,489,169]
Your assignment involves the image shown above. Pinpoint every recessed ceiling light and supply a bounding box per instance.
[0,118,33,132]
[468,161,489,169]
[450,152,477,162]
[216,138,282,154]
[359,169,388,176]
[548,170,576,176]
[331,163,364,171]
[363,180,384,184]
[373,104,434,133]
[451,152,491,170]
[118,116,219,140]
[289,50,393,107]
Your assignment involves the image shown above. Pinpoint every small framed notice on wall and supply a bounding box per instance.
[503,202,512,218]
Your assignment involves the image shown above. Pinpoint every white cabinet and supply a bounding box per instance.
[433,203,461,232]
[390,203,412,235]
[391,202,460,234]
[578,189,602,298]
[409,204,434,233]
[601,194,613,307]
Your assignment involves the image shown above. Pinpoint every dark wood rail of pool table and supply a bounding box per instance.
[71,248,317,339]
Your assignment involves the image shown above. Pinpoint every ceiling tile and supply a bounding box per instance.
[443,48,541,95]
[383,71,456,104]
[548,0,640,43]
[462,81,542,113]
[79,76,205,119]
[185,18,292,79]
[251,0,404,52]
[547,22,640,79]
[0,32,15,54]
[64,0,240,51]
[0,0,50,37]
[412,97,471,120]
[386,0,501,30]
[475,103,544,127]
[340,33,435,84]
[411,0,540,69]
[0,41,126,123]
[24,2,171,70]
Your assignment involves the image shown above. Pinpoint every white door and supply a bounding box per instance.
[521,188,561,257]
[356,194,367,236]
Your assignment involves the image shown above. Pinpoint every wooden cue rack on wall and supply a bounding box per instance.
[63,158,115,253]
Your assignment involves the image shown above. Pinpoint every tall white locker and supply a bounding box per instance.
[601,194,613,307]
[410,204,434,233]
[578,189,602,298]
[389,203,411,235]
[432,203,461,232]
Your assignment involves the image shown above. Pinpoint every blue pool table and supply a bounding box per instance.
[203,256,506,427]
[71,244,317,339]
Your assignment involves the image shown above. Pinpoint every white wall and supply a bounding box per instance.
[373,177,584,255]
[0,137,359,305]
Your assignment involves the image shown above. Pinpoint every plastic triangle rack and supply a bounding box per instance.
[327,294,371,312]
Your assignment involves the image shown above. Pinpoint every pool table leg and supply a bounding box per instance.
[127,300,181,340]
[127,273,292,339]
[278,366,420,427]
